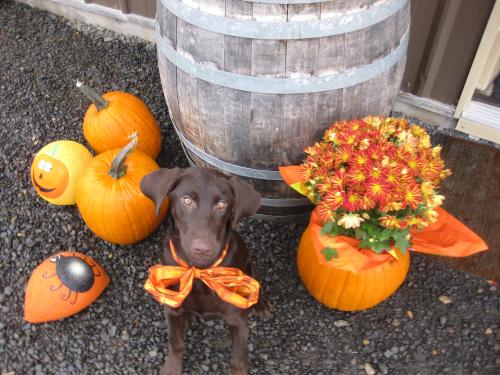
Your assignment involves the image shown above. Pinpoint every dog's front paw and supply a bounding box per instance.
[253,296,272,320]
[160,356,182,375]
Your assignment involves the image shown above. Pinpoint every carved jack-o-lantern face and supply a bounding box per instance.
[31,154,69,199]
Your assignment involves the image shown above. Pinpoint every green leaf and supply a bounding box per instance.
[379,228,394,241]
[321,222,335,236]
[361,220,378,236]
[370,240,392,253]
[359,238,372,249]
[322,247,339,261]
[354,228,368,240]
[392,228,410,241]
[394,236,411,254]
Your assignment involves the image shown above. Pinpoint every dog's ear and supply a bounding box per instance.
[229,176,261,230]
[140,168,181,216]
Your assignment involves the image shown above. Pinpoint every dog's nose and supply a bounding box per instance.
[192,239,213,256]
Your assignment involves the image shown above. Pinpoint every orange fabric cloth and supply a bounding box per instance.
[280,165,489,273]
[144,240,260,309]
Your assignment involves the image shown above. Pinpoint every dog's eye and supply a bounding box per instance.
[215,200,227,210]
[181,196,194,207]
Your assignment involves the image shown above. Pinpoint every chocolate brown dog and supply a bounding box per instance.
[140,167,271,375]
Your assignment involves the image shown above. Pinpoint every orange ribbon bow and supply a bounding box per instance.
[144,240,260,309]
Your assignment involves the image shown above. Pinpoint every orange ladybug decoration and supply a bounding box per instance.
[24,252,109,323]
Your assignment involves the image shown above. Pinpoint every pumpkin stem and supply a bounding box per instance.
[76,80,109,111]
[109,132,138,179]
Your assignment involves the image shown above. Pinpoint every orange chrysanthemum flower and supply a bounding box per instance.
[353,152,369,166]
[379,215,402,229]
[317,202,336,222]
[346,167,366,185]
[380,200,404,212]
[403,184,423,210]
[343,192,364,211]
[365,178,391,204]
[324,190,344,211]
[294,116,450,248]
[333,145,353,164]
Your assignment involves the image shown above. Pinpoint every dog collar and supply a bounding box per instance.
[144,240,260,309]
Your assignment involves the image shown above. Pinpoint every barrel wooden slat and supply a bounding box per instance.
[320,0,346,19]
[286,38,320,77]
[345,15,396,70]
[196,0,225,68]
[224,35,252,75]
[158,58,184,131]
[196,28,225,70]
[251,39,287,77]
[397,0,411,39]
[282,93,318,165]
[341,60,405,118]
[252,3,287,22]
[314,90,344,133]
[176,69,203,147]
[157,0,410,218]
[318,34,345,74]
[176,18,198,62]
[251,3,288,78]
[250,93,285,169]
[344,4,405,70]
[157,4,177,47]
[288,3,321,21]
[225,0,252,20]
[197,81,229,158]
[223,88,252,164]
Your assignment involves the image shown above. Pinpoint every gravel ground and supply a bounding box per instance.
[1,2,499,374]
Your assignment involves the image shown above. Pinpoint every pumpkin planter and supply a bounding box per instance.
[75,133,167,245]
[297,225,410,311]
[280,117,488,311]
[77,81,161,158]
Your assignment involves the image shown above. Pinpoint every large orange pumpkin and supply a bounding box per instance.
[77,81,161,158]
[75,133,168,244]
[297,227,410,311]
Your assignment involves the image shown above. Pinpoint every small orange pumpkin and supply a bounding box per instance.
[31,140,92,205]
[297,227,410,311]
[77,81,161,158]
[24,251,109,323]
[75,133,167,244]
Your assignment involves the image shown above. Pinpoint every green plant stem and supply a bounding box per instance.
[76,80,109,111]
[109,132,138,179]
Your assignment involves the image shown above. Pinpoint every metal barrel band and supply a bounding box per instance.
[172,123,283,180]
[161,0,408,40]
[179,127,312,208]
[156,29,409,95]
[251,212,312,222]
[243,0,333,3]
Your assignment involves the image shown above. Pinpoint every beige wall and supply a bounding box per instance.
[403,0,495,105]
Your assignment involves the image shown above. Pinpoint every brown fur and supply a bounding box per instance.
[141,167,271,375]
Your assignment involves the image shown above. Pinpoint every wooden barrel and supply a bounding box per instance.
[156,0,410,220]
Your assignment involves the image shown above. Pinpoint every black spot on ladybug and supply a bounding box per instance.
[42,253,102,304]
[53,255,94,292]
